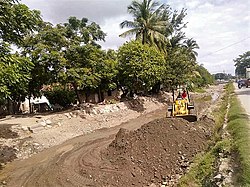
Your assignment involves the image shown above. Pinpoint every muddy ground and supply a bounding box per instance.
[0,85,224,187]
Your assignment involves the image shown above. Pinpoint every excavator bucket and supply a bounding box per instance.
[176,114,197,122]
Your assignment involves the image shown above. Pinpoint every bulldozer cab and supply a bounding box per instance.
[167,86,197,122]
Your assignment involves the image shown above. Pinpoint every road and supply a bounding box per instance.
[234,83,250,117]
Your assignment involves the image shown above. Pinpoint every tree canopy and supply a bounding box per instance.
[119,0,203,90]
[0,0,42,110]
[165,47,197,87]
[0,42,33,106]
[0,0,214,113]
[0,0,42,45]
[118,40,166,93]
[194,65,214,87]
[120,0,169,50]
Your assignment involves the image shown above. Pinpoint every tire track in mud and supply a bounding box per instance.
[25,138,112,187]
[0,108,165,187]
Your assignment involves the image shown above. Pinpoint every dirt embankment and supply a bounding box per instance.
[80,116,214,187]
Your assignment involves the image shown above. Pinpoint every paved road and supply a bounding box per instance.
[234,83,250,117]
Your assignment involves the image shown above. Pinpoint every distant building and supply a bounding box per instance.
[20,96,53,113]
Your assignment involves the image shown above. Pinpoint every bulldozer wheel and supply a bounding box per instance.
[187,108,198,122]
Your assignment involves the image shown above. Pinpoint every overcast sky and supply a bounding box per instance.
[21,0,250,75]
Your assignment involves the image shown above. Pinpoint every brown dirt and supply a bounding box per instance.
[0,111,215,187]
[77,116,214,187]
[0,124,18,139]
[0,108,167,187]
[0,85,224,187]
[0,146,16,170]
[0,124,18,170]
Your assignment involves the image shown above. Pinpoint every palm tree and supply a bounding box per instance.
[169,31,185,48]
[120,0,169,49]
[183,38,199,61]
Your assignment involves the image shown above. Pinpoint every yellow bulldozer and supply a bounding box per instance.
[167,86,197,122]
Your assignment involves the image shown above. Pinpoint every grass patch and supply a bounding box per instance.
[179,82,250,186]
[227,93,250,186]
[193,87,206,93]
[178,83,232,186]
[194,95,212,103]
[178,139,231,187]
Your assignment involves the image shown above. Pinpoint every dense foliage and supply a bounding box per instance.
[43,86,76,108]
[0,43,33,104]
[118,41,166,93]
[0,0,42,112]
[0,0,42,45]
[194,65,214,87]
[62,45,118,103]
[166,48,196,87]
[0,0,214,113]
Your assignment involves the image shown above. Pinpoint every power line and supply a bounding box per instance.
[199,36,250,59]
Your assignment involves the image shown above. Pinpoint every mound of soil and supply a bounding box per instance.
[81,116,214,187]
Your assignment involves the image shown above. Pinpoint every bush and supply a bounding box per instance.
[44,87,76,108]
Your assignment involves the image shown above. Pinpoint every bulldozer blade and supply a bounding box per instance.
[176,115,197,122]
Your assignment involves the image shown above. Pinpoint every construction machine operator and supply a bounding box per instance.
[181,90,187,99]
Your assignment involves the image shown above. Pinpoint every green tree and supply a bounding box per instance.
[165,47,197,87]
[43,86,76,108]
[21,23,67,97]
[167,8,187,48]
[234,51,250,78]
[0,42,33,112]
[193,64,214,87]
[118,40,166,94]
[64,16,106,47]
[98,49,119,91]
[60,17,108,103]
[61,45,118,103]
[183,38,199,61]
[22,17,108,104]
[213,73,233,80]
[0,0,42,45]
[95,49,119,102]
[0,0,41,112]
[160,8,200,88]
[120,0,169,50]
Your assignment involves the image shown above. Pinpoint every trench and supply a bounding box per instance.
[212,94,234,186]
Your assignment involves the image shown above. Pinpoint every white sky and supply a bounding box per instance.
[21,0,250,75]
